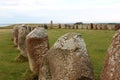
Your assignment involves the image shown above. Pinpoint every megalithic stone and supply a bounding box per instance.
[18,26,29,57]
[50,20,53,29]
[12,25,19,47]
[101,30,120,80]
[76,25,78,29]
[104,24,108,30]
[39,33,94,80]
[26,27,49,74]
[58,24,61,29]
[90,23,93,30]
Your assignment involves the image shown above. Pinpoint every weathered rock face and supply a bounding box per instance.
[101,30,120,80]
[39,33,94,80]
[26,27,49,74]
[18,26,29,57]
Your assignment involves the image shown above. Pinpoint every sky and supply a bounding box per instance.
[0,0,120,24]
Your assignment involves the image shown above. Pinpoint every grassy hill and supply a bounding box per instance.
[0,28,115,80]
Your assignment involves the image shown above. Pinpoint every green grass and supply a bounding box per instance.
[0,29,115,80]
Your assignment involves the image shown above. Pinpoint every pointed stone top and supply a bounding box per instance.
[26,27,47,38]
[53,33,87,50]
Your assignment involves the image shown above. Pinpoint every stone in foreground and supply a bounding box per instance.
[101,30,120,80]
[26,27,49,74]
[39,33,94,80]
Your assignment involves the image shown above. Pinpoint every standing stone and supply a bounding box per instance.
[39,33,94,80]
[44,24,48,29]
[72,25,75,29]
[78,24,82,29]
[93,24,97,30]
[115,24,120,31]
[27,26,32,32]
[12,25,19,47]
[76,25,78,29]
[65,24,68,29]
[58,24,61,29]
[31,26,36,31]
[68,24,71,29]
[61,24,65,29]
[103,24,108,30]
[101,30,120,80]
[18,26,29,57]
[50,20,53,29]
[96,24,100,30]
[26,27,49,74]
[90,23,93,30]
[101,24,104,30]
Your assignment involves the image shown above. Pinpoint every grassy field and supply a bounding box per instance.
[0,28,115,80]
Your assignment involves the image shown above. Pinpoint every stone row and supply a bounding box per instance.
[12,24,36,57]
[12,25,120,80]
[12,26,94,80]
[26,29,94,80]
[12,24,48,57]
[57,24,120,30]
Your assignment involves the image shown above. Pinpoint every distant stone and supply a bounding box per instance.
[76,25,78,29]
[90,23,93,30]
[26,27,49,74]
[101,24,108,30]
[39,33,94,80]
[43,24,48,29]
[101,30,120,80]
[96,24,101,30]
[93,24,97,30]
[68,24,71,29]
[65,24,67,29]
[50,20,53,29]
[115,24,120,31]
[58,24,61,29]
[18,26,29,57]
[27,26,32,32]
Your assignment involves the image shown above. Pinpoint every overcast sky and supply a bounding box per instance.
[0,0,120,24]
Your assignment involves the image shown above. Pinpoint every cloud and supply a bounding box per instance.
[0,0,120,23]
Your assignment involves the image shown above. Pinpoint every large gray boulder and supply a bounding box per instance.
[101,30,120,80]
[39,33,94,80]
[26,27,49,74]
